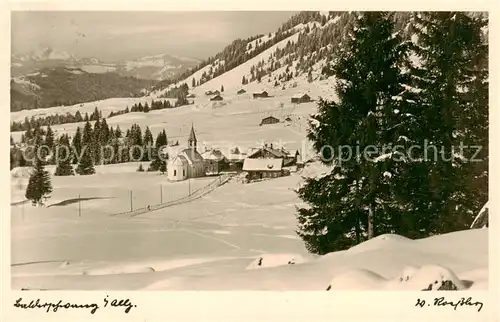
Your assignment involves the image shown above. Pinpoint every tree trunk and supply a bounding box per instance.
[367,204,374,239]
[355,210,361,244]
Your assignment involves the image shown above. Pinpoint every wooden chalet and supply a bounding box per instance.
[242,158,285,181]
[291,93,312,104]
[210,94,223,101]
[253,90,269,98]
[201,149,229,174]
[248,144,299,167]
[260,116,280,126]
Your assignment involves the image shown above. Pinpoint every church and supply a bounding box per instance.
[167,125,206,181]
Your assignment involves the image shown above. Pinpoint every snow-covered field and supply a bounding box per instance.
[10,158,488,291]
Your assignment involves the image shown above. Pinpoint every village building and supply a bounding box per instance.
[210,94,223,101]
[260,116,280,126]
[237,88,246,95]
[291,93,312,104]
[167,125,205,181]
[201,149,229,174]
[186,93,196,98]
[248,143,299,167]
[253,90,269,98]
[226,147,247,171]
[242,158,286,181]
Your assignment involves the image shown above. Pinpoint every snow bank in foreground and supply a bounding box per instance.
[144,228,488,290]
[326,265,466,291]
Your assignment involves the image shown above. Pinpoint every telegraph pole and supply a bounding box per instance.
[130,190,133,211]
[188,178,191,196]
[160,185,163,203]
[78,194,81,217]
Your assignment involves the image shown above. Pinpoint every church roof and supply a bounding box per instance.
[180,148,204,165]
[171,155,189,166]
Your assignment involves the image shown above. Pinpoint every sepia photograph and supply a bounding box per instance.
[9,10,489,294]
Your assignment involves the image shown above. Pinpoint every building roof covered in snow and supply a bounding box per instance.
[201,149,227,161]
[291,93,310,99]
[171,155,189,166]
[179,148,204,165]
[248,145,289,159]
[243,158,283,172]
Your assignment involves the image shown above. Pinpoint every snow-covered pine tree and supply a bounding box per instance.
[44,124,55,164]
[25,141,53,206]
[92,118,102,165]
[54,134,75,176]
[148,129,167,171]
[296,12,414,254]
[71,126,82,165]
[408,12,488,233]
[143,126,154,161]
[76,120,95,175]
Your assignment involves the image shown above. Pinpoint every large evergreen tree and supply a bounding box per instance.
[407,12,489,233]
[296,12,414,254]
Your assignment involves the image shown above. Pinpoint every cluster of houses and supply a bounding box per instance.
[167,125,303,183]
[203,87,312,105]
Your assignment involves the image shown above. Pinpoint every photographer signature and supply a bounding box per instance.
[415,297,483,312]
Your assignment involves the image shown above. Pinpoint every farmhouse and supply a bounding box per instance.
[237,88,246,95]
[248,143,299,166]
[167,125,205,181]
[243,158,285,181]
[226,147,246,171]
[260,116,280,126]
[210,94,223,101]
[201,149,229,174]
[291,93,312,104]
[187,93,196,98]
[253,90,269,98]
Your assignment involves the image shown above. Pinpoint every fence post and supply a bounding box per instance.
[130,190,133,211]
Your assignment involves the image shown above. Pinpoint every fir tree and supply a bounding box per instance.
[54,134,75,176]
[92,118,102,165]
[115,125,122,139]
[71,127,82,164]
[76,120,95,175]
[44,125,55,163]
[221,85,225,92]
[407,12,489,232]
[25,142,53,206]
[296,12,414,254]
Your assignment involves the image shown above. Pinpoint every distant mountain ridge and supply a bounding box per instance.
[10,67,156,112]
[11,47,201,80]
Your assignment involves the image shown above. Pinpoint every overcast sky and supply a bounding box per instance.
[12,11,296,62]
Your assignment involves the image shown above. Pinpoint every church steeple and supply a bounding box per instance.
[188,124,197,151]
